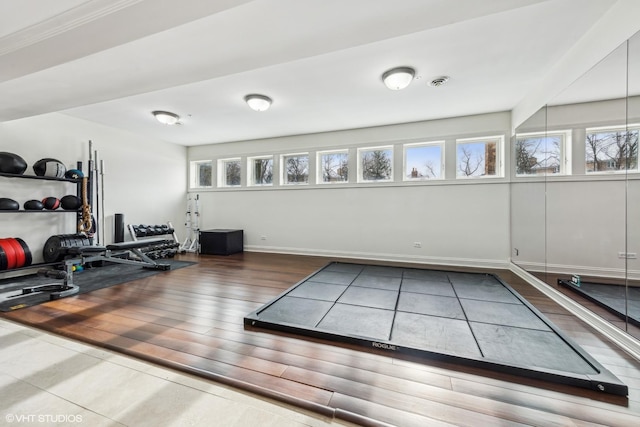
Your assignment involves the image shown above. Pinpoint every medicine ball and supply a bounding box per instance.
[42,197,61,210]
[0,198,19,210]
[64,169,84,179]
[33,158,66,178]
[0,152,28,175]
[60,195,81,210]
[24,199,44,210]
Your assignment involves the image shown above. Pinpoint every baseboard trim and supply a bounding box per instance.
[244,245,510,270]
[510,262,640,362]
[513,261,634,280]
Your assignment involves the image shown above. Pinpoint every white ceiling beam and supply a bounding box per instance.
[511,0,640,131]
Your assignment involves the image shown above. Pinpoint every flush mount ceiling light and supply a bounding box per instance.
[382,67,415,90]
[244,94,272,112]
[152,110,181,125]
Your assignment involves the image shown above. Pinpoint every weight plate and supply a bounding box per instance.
[5,238,25,268]
[14,238,32,267]
[43,235,64,263]
[65,235,77,248]
[0,244,7,270]
[0,239,17,269]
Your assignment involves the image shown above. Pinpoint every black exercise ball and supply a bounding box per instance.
[33,158,66,178]
[60,195,81,210]
[0,198,19,210]
[24,200,44,210]
[41,197,61,210]
[64,169,84,179]
[0,152,27,175]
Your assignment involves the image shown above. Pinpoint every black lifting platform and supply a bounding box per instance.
[245,262,628,396]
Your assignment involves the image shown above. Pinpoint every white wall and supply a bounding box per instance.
[0,113,187,264]
[189,112,511,268]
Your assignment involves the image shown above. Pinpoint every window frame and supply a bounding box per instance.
[584,124,639,174]
[514,130,572,177]
[455,135,504,179]
[280,152,310,185]
[217,158,242,187]
[247,155,274,186]
[189,160,213,189]
[357,145,394,183]
[317,149,349,184]
[403,141,445,181]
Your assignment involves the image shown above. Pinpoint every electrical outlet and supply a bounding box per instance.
[618,252,637,259]
[413,242,422,248]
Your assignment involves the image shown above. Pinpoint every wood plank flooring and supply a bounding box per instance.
[3,252,640,426]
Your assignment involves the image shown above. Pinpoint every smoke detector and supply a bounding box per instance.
[428,76,450,87]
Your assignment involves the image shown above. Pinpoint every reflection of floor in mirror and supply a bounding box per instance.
[558,279,640,327]
[246,262,628,396]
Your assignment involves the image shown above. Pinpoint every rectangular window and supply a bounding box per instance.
[404,142,444,180]
[585,125,639,173]
[281,153,309,184]
[190,160,212,188]
[218,158,241,187]
[318,150,349,183]
[248,156,273,186]
[515,131,570,176]
[358,146,393,182]
[456,136,503,178]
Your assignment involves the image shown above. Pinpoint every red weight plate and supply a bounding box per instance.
[0,239,16,269]
[14,238,32,267]
[6,238,25,268]
[0,244,6,270]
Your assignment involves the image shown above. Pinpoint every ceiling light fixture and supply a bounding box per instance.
[244,94,272,112]
[152,110,181,125]
[382,67,415,90]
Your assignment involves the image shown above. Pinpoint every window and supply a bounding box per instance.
[248,156,273,186]
[515,131,570,176]
[190,160,212,188]
[318,150,348,183]
[456,136,503,178]
[218,158,241,187]
[585,126,639,173]
[358,146,393,182]
[281,153,309,184]
[404,142,443,180]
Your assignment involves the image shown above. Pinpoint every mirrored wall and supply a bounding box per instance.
[512,30,640,339]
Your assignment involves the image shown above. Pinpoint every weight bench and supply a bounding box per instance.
[1,239,172,305]
[64,239,172,271]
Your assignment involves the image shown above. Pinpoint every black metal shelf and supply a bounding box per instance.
[0,172,80,183]
[0,210,80,213]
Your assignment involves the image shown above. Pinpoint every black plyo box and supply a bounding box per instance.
[200,229,243,255]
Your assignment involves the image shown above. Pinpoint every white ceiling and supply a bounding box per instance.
[0,0,629,146]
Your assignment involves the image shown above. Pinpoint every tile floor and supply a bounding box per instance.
[0,318,356,427]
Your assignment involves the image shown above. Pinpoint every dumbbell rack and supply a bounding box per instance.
[127,222,180,259]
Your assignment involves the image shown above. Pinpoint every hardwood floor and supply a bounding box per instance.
[3,252,640,426]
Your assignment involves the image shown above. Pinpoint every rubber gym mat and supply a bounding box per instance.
[558,278,640,327]
[0,259,195,312]
[245,262,628,396]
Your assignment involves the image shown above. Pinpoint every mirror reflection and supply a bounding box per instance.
[512,30,640,339]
